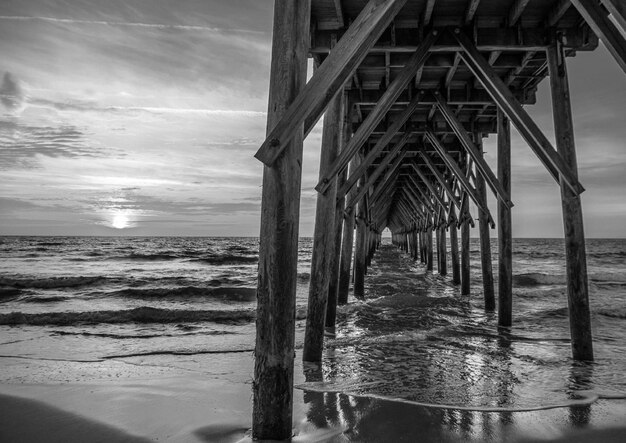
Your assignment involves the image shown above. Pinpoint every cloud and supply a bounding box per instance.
[0,15,266,35]
[0,120,124,170]
[0,72,25,112]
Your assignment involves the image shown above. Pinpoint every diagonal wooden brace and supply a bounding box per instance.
[453,29,585,196]
[315,30,439,192]
[329,91,423,196]
[420,151,461,210]
[433,91,513,209]
[255,0,408,166]
[573,0,626,74]
[345,138,410,210]
[424,129,493,223]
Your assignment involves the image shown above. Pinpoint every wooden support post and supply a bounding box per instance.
[326,94,350,333]
[439,226,448,276]
[450,204,461,284]
[435,228,441,273]
[461,198,471,295]
[427,226,434,271]
[253,0,309,438]
[547,36,594,361]
[304,91,343,362]
[354,191,368,298]
[338,158,359,305]
[476,134,496,311]
[497,108,513,327]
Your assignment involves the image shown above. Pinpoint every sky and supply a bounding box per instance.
[0,0,624,238]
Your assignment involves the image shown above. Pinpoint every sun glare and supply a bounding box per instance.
[112,213,129,229]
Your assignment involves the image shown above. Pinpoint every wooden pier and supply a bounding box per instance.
[253,0,626,439]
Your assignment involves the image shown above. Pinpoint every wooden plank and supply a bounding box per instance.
[475,135,495,312]
[433,92,513,209]
[571,0,626,74]
[453,29,586,195]
[317,31,439,192]
[547,36,594,361]
[255,0,408,166]
[330,92,423,196]
[497,107,513,327]
[303,91,343,362]
[508,0,531,26]
[253,1,309,439]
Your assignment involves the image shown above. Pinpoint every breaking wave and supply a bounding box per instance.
[513,273,566,287]
[0,307,257,326]
[107,286,257,301]
[0,276,106,289]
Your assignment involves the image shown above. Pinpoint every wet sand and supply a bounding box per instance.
[1,351,626,442]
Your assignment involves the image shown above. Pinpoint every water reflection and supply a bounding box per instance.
[295,245,616,441]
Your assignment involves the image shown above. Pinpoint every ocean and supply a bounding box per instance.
[1,236,625,411]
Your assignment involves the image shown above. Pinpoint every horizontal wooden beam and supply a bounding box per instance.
[453,29,585,196]
[255,0,407,166]
[571,0,626,74]
[316,31,439,192]
[310,26,598,54]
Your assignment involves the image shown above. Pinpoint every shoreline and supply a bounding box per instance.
[2,351,626,442]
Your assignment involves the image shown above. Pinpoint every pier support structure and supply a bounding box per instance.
[252,0,310,438]
[497,108,513,327]
[547,34,594,361]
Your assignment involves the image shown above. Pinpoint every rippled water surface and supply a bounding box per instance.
[1,236,625,410]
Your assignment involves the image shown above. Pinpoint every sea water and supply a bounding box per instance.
[1,236,625,409]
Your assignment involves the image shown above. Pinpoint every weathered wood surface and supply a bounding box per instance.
[304,90,343,362]
[497,108,513,327]
[255,0,407,165]
[475,135,495,312]
[547,36,594,361]
[253,0,310,438]
[326,95,351,328]
[353,176,368,298]
[449,204,460,285]
[461,192,471,295]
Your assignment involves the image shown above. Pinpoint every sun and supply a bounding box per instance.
[112,213,129,229]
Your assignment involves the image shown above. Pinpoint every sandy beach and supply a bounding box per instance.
[2,349,626,443]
